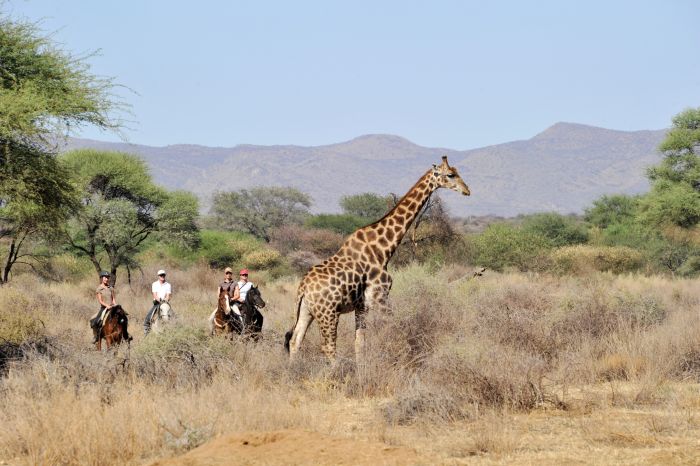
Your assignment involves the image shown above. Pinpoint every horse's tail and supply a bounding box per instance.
[284,286,304,353]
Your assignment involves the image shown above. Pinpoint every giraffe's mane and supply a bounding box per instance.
[359,169,432,231]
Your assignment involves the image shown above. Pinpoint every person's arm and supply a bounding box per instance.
[110,287,116,305]
[164,283,172,301]
[231,285,240,302]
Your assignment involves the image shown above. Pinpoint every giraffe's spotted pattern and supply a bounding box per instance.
[285,157,470,360]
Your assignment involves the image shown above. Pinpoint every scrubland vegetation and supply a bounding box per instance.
[2,250,700,464]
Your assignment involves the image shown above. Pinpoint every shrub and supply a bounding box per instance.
[305,214,368,235]
[194,230,262,268]
[242,248,282,270]
[469,223,550,271]
[551,245,644,274]
[270,225,343,257]
[0,289,44,344]
[520,212,589,247]
[42,254,94,283]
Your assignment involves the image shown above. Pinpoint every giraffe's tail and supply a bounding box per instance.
[284,288,305,353]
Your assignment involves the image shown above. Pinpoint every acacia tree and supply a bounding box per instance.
[211,187,311,242]
[640,107,700,227]
[0,15,121,282]
[62,150,199,284]
[339,192,390,220]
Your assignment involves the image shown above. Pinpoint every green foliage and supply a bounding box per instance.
[0,14,122,283]
[0,16,120,142]
[339,192,390,220]
[0,141,78,282]
[469,223,550,271]
[210,187,311,242]
[305,213,368,235]
[61,150,198,283]
[639,107,700,229]
[638,182,700,228]
[520,212,589,247]
[584,195,640,229]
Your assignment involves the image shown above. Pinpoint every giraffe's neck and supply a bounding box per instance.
[357,170,437,267]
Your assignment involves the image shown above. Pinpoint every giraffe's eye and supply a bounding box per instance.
[446,173,456,178]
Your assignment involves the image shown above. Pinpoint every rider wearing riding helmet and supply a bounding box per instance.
[90,271,116,343]
[144,269,172,336]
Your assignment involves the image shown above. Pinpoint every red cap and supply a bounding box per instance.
[239,268,249,275]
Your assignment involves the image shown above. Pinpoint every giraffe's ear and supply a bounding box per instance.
[432,163,439,175]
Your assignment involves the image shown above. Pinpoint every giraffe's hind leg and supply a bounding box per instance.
[289,299,314,359]
[319,312,339,361]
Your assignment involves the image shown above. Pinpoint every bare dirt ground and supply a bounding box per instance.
[149,430,427,466]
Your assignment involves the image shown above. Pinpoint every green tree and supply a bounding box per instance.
[584,195,640,229]
[339,192,390,220]
[62,150,198,284]
[520,212,588,247]
[211,187,311,242]
[306,214,368,235]
[640,107,700,228]
[0,15,121,282]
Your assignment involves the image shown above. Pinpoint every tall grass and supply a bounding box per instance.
[1,263,700,464]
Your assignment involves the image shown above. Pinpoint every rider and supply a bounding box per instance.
[231,268,253,314]
[144,269,172,336]
[219,267,239,306]
[90,271,116,343]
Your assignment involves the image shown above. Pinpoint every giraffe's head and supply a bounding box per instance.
[432,156,470,196]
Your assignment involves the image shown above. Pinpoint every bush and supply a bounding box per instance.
[551,245,644,274]
[193,230,262,268]
[305,214,368,235]
[270,225,343,257]
[242,248,282,270]
[0,289,44,344]
[42,254,94,283]
[469,223,550,271]
[520,212,589,247]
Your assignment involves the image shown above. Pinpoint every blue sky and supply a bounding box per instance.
[6,0,700,149]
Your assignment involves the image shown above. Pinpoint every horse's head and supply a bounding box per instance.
[111,304,128,325]
[246,286,266,309]
[159,301,172,321]
[218,289,231,314]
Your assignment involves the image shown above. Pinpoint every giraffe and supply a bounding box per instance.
[284,156,470,361]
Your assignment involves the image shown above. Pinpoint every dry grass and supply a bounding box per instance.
[1,263,700,464]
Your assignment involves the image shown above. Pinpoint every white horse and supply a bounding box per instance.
[150,301,174,334]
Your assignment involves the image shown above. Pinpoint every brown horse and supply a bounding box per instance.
[96,305,131,351]
[210,289,242,336]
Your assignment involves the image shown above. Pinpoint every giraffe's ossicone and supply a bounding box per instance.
[284,156,470,361]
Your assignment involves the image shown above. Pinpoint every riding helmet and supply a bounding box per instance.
[99,271,110,278]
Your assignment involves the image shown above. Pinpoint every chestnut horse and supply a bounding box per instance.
[210,289,242,336]
[96,305,131,350]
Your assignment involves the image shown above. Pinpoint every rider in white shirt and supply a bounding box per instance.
[231,268,253,314]
[144,269,172,336]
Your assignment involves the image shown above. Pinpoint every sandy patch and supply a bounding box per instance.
[148,429,429,466]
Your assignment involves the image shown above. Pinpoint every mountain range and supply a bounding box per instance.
[62,123,667,217]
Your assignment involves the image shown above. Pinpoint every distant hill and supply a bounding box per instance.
[62,123,667,217]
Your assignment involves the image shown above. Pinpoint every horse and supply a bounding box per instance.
[210,289,243,336]
[238,285,266,340]
[150,301,174,334]
[96,305,131,351]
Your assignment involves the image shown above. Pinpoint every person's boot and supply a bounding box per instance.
[90,318,99,343]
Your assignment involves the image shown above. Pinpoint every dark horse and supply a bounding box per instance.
[238,285,266,340]
[96,305,131,351]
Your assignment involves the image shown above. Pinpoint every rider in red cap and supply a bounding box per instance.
[231,268,253,314]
